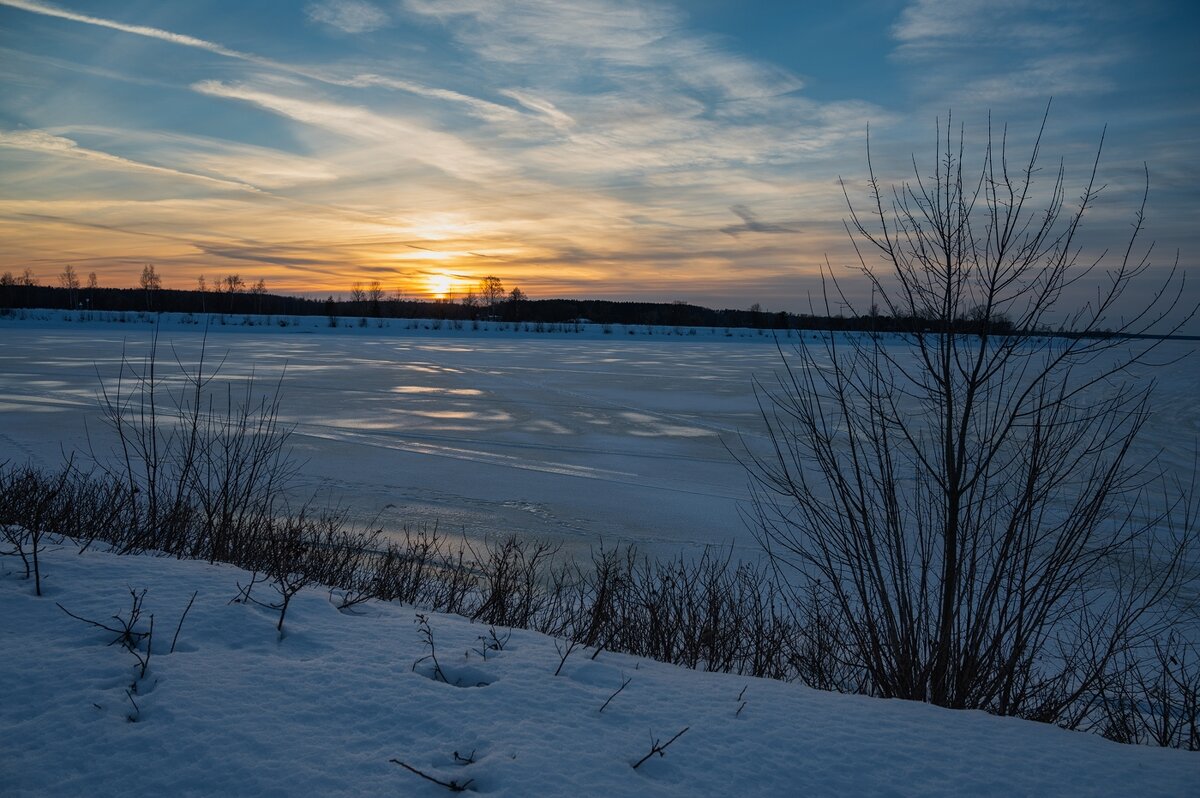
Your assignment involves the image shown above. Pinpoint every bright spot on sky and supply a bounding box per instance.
[427,272,455,299]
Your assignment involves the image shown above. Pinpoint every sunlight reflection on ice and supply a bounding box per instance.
[391,386,484,396]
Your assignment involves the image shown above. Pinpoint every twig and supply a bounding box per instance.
[632,726,689,769]
[124,688,140,722]
[600,675,632,714]
[554,638,580,676]
[170,591,197,654]
[56,602,130,638]
[413,613,447,683]
[390,759,473,792]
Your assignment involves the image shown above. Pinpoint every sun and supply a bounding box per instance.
[427,272,454,299]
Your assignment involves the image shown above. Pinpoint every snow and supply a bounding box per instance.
[3,545,1196,797]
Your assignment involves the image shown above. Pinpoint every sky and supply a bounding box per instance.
[1,0,1197,318]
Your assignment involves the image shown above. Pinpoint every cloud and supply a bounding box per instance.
[404,0,805,106]
[343,74,521,124]
[720,205,800,238]
[0,0,254,59]
[196,243,338,269]
[499,89,575,131]
[0,129,262,193]
[0,0,514,123]
[403,0,682,68]
[305,0,389,33]
[891,0,1078,54]
[889,0,1121,102]
[191,81,509,183]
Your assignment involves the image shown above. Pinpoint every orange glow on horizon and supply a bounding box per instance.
[426,272,455,300]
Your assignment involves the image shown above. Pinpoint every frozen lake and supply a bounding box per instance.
[0,315,793,561]
[1,313,1196,564]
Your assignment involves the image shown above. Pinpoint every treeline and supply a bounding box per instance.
[0,283,1030,335]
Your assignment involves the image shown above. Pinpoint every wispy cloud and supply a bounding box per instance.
[0,129,262,193]
[720,205,800,238]
[191,80,509,183]
[499,89,575,131]
[890,0,1122,103]
[892,0,1081,54]
[305,0,389,34]
[0,0,255,59]
[0,0,517,123]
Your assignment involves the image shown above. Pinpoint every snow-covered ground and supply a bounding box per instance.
[3,544,1197,797]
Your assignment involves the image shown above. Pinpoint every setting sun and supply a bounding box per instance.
[426,272,455,300]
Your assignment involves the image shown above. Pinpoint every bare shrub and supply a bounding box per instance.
[90,325,297,561]
[744,110,1198,728]
[470,535,558,629]
[0,461,81,595]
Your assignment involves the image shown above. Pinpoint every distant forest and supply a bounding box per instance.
[0,280,1034,336]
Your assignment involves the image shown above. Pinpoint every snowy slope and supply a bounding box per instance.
[2,546,1196,797]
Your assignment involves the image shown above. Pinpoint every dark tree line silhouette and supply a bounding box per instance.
[2,281,1150,337]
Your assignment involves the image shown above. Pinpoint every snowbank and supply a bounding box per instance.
[3,546,1195,797]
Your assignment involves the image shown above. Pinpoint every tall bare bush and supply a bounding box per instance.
[91,326,296,560]
[746,110,1197,723]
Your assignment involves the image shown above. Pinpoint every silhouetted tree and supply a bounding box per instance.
[368,280,384,316]
[222,274,244,313]
[251,279,268,315]
[481,276,505,308]
[507,286,526,321]
[139,264,161,310]
[58,265,80,304]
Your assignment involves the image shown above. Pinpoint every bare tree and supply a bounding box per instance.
[86,271,98,315]
[480,275,505,308]
[59,264,80,308]
[139,264,161,290]
[508,286,526,321]
[222,274,244,313]
[139,264,161,311]
[367,280,384,316]
[251,278,268,315]
[746,110,1196,727]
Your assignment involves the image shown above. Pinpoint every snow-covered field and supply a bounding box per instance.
[3,544,1197,797]
[3,311,1199,795]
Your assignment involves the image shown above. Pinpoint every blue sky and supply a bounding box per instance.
[0,0,1196,319]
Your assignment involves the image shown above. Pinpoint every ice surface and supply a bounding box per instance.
[0,314,796,561]
[1,312,1196,563]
